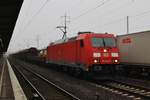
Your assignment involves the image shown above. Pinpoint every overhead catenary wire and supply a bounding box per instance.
[9,0,34,47]
[103,11,150,26]
[71,6,150,35]
[99,17,126,27]
[130,9,150,17]
[21,0,52,33]
[130,24,150,30]
[12,0,53,50]
[71,0,134,22]
[98,9,150,33]
[70,17,126,35]
[97,0,133,20]
[98,9,150,29]
[16,0,34,37]
[71,0,111,21]
[69,0,135,33]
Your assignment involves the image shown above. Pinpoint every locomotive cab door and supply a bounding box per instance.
[76,39,84,66]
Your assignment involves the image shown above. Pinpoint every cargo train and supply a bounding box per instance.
[11,30,150,77]
[46,32,120,76]
[11,47,40,62]
[117,30,150,75]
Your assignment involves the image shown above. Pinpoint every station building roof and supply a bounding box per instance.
[0,0,23,53]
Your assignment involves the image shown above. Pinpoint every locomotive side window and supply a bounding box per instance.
[80,40,84,48]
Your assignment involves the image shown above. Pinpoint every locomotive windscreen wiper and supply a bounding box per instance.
[102,38,106,47]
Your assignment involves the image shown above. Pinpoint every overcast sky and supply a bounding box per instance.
[8,0,150,53]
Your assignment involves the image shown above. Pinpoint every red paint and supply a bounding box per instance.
[122,37,132,44]
[47,32,120,71]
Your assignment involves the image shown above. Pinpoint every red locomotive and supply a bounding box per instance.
[46,32,119,75]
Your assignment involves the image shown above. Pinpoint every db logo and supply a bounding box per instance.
[122,37,131,44]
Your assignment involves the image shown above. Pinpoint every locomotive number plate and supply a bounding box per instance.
[102,59,111,63]
[103,53,109,57]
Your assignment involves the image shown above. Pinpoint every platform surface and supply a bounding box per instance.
[0,59,14,100]
[0,57,27,100]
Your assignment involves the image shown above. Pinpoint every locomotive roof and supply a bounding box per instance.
[50,32,115,45]
[50,36,77,45]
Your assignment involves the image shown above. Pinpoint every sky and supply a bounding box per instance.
[8,0,150,53]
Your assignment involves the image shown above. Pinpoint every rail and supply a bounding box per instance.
[10,59,80,100]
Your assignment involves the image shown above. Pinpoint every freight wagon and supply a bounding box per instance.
[117,31,150,75]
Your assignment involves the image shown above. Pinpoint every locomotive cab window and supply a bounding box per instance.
[103,38,116,47]
[92,38,104,47]
[92,37,116,47]
[80,40,84,48]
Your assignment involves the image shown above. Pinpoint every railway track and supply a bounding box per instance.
[10,58,150,100]
[94,79,150,100]
[10,60,80,100]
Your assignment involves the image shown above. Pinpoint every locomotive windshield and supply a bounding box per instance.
[92,37,116,47]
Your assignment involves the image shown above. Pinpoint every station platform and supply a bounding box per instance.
[0,57,27,100]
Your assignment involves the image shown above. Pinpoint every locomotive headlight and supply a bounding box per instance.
[111,53,119,57]
[114,59,118,63]
[93,52,101,57]
[104,49,107,52]
[94,59,98,63]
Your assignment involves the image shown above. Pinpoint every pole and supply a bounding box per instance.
[64,14,67,39]
[36,35,39,49]
[57,14,70,39]
[127,16,129,34]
